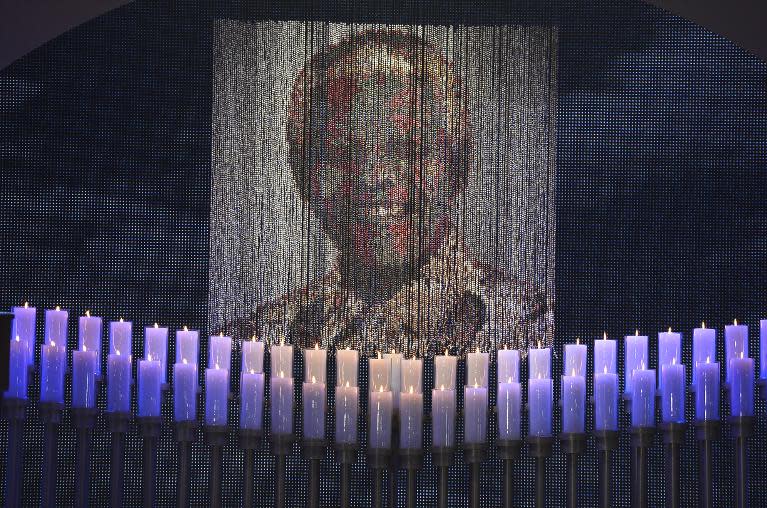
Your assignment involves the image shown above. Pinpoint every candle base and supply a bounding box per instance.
[368,448,390,508]
[107,412,130,508]
[695,420,719,508]
[39,401,64,508]
[560,433,585,508]
[205,425,229,508]
[272,434,294,508]
[527,436,552,508]
[2,397,27,508]
[630,427,655,508]
[335,443,358,508]
[464,443,486,508]
[497,440,520,508]
[72,407,97,508]
[302,439,326,508]
[388,413,401,508]
[175,420,198,507]
[239,429,262,508]
[660,423,686,508]
[400,449,422,508]
[730,416,754,508]
[594,430,618,508]
[432,447,454,508]
[138,416,162,508]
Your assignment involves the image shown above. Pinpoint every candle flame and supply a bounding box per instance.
[537,372,542,380]
[571,368,576,376]
[378,351,382,360]
[576,337,580,345]
[604,365,608,374]
[603,332,607,340]
[379,385,384,393]
[444,348,448,356]
[215,363,219,370]
[280,336,285,346]
[507,377,512,383]
[409,386,414,394]
[86,310,90,317]
[15,335,20,342]
[251,334,256,342]
[219,332,224,337]
[345,346,350,351]
[734,319,738,326]
[345,381,350,388]
[706,356,710,364]
[51,340,55,347]
[635,329,639,336]
[475,346,480,354]
[154,323,159,328]
[250,369,254,375]
[24,302,29,308]
[440,384,445,391]
[312,375,316,383]
[640,360,645,370]
[183,326,188,332]
[503,343,508,350]
[740,351,744,359]
[83,344,87,352]
[280,370,284,378]
[183,358,187,364]
[391,348,395,354]
[147,354,152,361]
[119,317,124,323]
[315,343,319,350]
[537,340,541,349]
[672,356,676,365]
[702,321,706,329]
[474,382,479,389]
[116,349,120,356]
[55,306,60,311]
[668,327,672,333]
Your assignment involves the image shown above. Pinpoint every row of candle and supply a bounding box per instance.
[5,306,767,446]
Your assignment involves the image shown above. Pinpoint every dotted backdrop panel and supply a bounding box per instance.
[0,0,765,506]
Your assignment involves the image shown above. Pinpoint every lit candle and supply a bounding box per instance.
[467,348,490,387]
[72,348,98,408]
[369,353,391,392]
[497,380,521,440]
[335,383,359,444]
[304,344,327,384]
[369,387,393,449]
[6,336,29,399]
[401,358,423,393]
[270,340,293,378]
[561,370,586,434]
[434,350,457,390]
[176,328,200,373]
[692,324,715,389]
[336,348,358,387]
[110,319,133,358]
[631,369,656,428]
[40,342,66,404]
[270,372,294,435]
[144,324,168,384]
[78,312,102,376]
[302,377,326,440]
[240,371,265,430]
[12,304,36,367]
[724,321,748,384]
[400,359,423,449]
[528,376,553,437]
[729,354,754,417]
[594,367,619,431]
[208,334,232,372]
[205,367,229,425]
[173,360,197,421]
[760,320,767,380]
[564,340,587,377]
[44,307,68,347]
[594,333,617,375]
[660,362,685,423]
[138,359,162,417]
[107,352,131,413]
[658,329,681,390]
[624,332,648,396]
[242,338,264,374]
[383,350,402,409]
[695,360,719,421]
[432,386,456,447]
[464,384,489,443]
[497,348,520,383]
[529,345,551,380]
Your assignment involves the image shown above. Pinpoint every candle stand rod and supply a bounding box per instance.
[72,407,98,508]
[239,429,262,508]
[335,443,358,508]
[138,416,162,508]
[432,446,454,508]
[174,420,198,507]
[400,449,422,508]
[302,439,326,508]
[497,439,521,508]
[39,401,63,507]
[731,416,754,508]
[695,420,718,508]
[661,422,685,508]
[388,414,400,508]
[107,412,130,508]
[465,443,486,508]
[368,448,390,508]
[272,434,293,508]
[631,426,654,508]
[205,425,228,508]
[594,430,618,508]
[2,397,27,508]
[561,432,586,508]
[527,436,552,508]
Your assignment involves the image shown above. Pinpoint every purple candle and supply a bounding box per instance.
[724,321,748,384]
[528,377,553,437]
[660,363,685,423]
[208,334,232,371]
[631,369,656,428]
[467,349,489,387]
[6,335,29,399]
[760,320,767,380]
[138,359,162,417]
[12,303,36,367]
[336,348,358,387]
[144,324,168,384]
[729,355,754,417]
[400,389,423,449]
[561,373,586,434]
[463,385,489,443]
[497,348,520,383]
[302,380,326,439]
[692,325,716,389]
[72,348,98,408]
[695,361,720,421]
[44,307,68,347]
[624,333,648,396]
[173,361,197,421]
[40,343,66,404]
[109,319,132,357]
[107,352,131,413]
[564,341,587,377]
[369,388,393,449]
[176,328,200,376]
[594,370,619,431]
[270,374,293,435]
[335,384,359,444]
[497,381,521,440]
[657,329,681,390]
[242,339,265,374]
[594,333,617,375]
[205,367,229,425]
[240,372,265,430]
[434,350,457,390]
[529,346,551,380]
[432,387,456,447]
[78,312,102,376]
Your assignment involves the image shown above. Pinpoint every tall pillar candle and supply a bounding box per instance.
[631,369,656,428]
[40,343,66,404]
[242,339,265,374]
[138,359,162,417]
[110,319,132,358]
[304,344,327,384]
[594,333,617,375]
[369,354,391,392]
[594,369,619,431]
[400,358,424,448]
[624,333,648,396]
[724,322,748,384]
[144,324,168,384]
[209,334,232,371]
[434,350,457,390]
[240,372,264,430]
[72,348,98,408]
[6,335,29,399]
[692,325,716,388]
[658,330,681,390]
[205,367,229,425]
[464,385,489,443]
[107,352,131,413]
[336,348,358,387]
[303,344,327,439]
[270,373,294,435]
[432,387,456,447]
[564,341,587,377]
[335,383,359,444]
[729,355,754,417]
[529,346,551,380]
[78,312,102,375]
[12,304,36,367]
[44,307,68,347]
[467,349,489,387]
[271,340,293,378]
[528,377,553,437]
[760,320,767,380]
[369,388,393,448]
[173,360,197,421]
[660,363,685,423]
[561,372,586,434]
[497,380,521,440]
[497,348,520,383]
[695,361,720,421]
[384,351,402,409]
[176,328,200,376]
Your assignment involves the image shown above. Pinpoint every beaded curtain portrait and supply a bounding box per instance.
[210,22,557,357]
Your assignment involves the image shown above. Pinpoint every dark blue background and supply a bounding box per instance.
[0,0,765,505]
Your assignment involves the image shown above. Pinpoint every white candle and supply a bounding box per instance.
[692,325,715,388]
[107,352,131,413]
[431,387,456,447]
[176,328,200,375]
[564,341,587,378]
[658,329,682,390]
[463,385,489,443]
[12,304,36,367]
[594,333,617,375]
[335,384,359,444]
[497,381,521,440]
[399,389,423,449]
[138,359,162,417]
[40,343,66,404]
[561,373,586,434]
[78,312,102,375]
[110,319,133,358]
[304,344,327,384]
[44,307,68,347]
[7,336,28,399]
[208,334,232,371]
[528,377,553,437]
[173,361,197,421]
[624,333,648,395]
[72,348,98,408]
[724,321,748,384]
[270,374,294,435]
[369,388,393,449]
[336,348,358,387]
[384,351,402,409]
[271,341,293,379]
[240,372,265,430]
[497,348,520,383]
[529,346,551,380]
[205,367,229,425]
[302,380,326,439]
[144,324,168,384]
[242,339,264,374]
[467,349,489,387]
[434,351,457,390]
[401,358,423,393]
[369,355,391,392]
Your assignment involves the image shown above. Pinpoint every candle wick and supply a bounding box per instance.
[15,335,20,342]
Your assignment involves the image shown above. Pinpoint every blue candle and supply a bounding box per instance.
[561,374,586,434]
[176,328,200,377]
[6,335,29,399]
[528,377,553,437]
[724,321,748,384]
[173,361,197,421]
[729,356,754,417]
[78,312,102,376]
[240,372,264,430]
[624,333,648,396]
[497,381,521,440]
[760,320,767,380]
[695,361,720,421]
[692,325,716,389]
[594,333,617,375]
[657,329,681,390]
[40,343,66,404]
[138,359,162,417]
[72,349,98,408]
[144,324,168,384]
[335,384,359,444]
[463,385,488,443]
[12,304,36,367]
[110,319,133,363]
[208,334,232,371]
[564,342,587,377]
[432,387,456,447]
[270,374,294,435]
[44,307,68,347]
[594,371,619,431]
[107,352,131,413]
[631,369,656,428]
[205,367,229,425]
[660,363,685,423]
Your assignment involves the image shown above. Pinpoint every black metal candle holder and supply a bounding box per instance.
[39,401,64,507]
[561,432,586,508]
[497,439,521,508]
[631,426,655,508]
[271,434,293,508]
[175,420,198,507]
[730,415,754,508]
[302,439,326,508]
[239,428,262,508]
[368,447,390,508]
[464,443,487,508]
[695,420,719,508]
[594,430,618,508]
[400,448,422,508]
[72,407,97,508]
[432,446,454,508]
[107,412,130,508]
[527,436,553,508]
[335,442,358,508]
[388,414,400,508]
[2,397,27,508]
[138,416,162,508]
[660,422,686,508]
[205,424,229,508]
